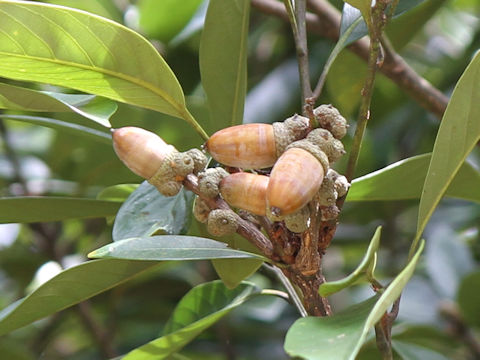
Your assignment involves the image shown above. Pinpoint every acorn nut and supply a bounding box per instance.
[219,172,269,216]
[205,116,309,169]
[112,127,193,196]
[267,147,325,218]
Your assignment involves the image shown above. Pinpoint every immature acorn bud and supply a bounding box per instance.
[306,128,346,163]
[207,209,238,236]
[219,172,269,216]
[197,167,229,198]
[205,116,310,169]
[321,205,340,221]
[314,104,348,139]
[316,169,339,207]
[112,127,175,179]
[284,206,310,233]
[193,196,211,223]
[267,148,325,217]
[185,148,208,174]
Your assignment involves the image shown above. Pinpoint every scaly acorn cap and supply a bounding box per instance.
[313,104,348,139]
[286,139,329,175]
[207,209,238,236]
[321,205,340,221]
[149,151,194,196]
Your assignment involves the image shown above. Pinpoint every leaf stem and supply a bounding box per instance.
[183,108,210,142]
[264,264,308,317]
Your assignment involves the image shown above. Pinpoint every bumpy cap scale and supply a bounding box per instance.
[207,209,239,236]
[314,104,348,139]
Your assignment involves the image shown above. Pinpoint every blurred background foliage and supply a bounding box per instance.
[0,0,479,359]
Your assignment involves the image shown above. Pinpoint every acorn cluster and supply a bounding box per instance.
[112,104,350,238]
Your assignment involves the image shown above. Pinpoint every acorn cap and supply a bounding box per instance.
[112,127,175,179]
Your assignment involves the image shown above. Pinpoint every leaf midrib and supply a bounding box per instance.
[0,51,185,118]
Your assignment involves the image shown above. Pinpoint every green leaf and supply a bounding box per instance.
[392,341,451,360]
[0,197,121,224]
[417,52,480,239]
[319,226,381,296]
[457,271,480,327]
[211,233,263,289]
[347,153,480,203]
[200,0,249,129]
[96,184,139,202]
[0,259,161,335]
[88,236,268,262]
[138,0,203,43]
[0,82,116,126]
[285,241,424,360]
[212,258,263,289]
[0,1,207,139]
[112,182,194,241]
[343,0,371,21]
[0,114,111,144]
[123,281,260,359]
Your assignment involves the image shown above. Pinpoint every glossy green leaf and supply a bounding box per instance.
[0,114,111,144]
[0,82,116,126]
[200,0,249,129]
[96,184,138,202]
[112,182,194,241]
[0,259,161,335]
[341,1,426,46]
[285,241,424,360]
[417,52,480,239]
[343,0,371,16]
[0,197,121,224]
[88,236,268,262]
[392,341,451,360]
[0,1,207,139]
[347,153,480,203]
[138,0,203,43]
[319,226,381,296]
[387,0,448,50]
[123,281,260,359]
[211,233,263,289]
[457,271,480,327]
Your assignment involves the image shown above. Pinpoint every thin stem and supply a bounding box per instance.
[375,321,393,360]
[264,263,308,317]
[285,0,312,109]
[345,1,388,182]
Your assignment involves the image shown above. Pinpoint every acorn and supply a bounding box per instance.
[205,115,310,169]
[207,209,239,236]
[112,127,194,196]
[219,172,269,216]
[267,147,325,218]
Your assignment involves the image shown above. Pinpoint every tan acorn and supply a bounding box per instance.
[112,126,175,179]
[205,115,310,169]
[112,126,194,196]
[219,172,269,216]
[267,147,325,218]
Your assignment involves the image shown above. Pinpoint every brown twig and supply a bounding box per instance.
[251,0,449,118]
